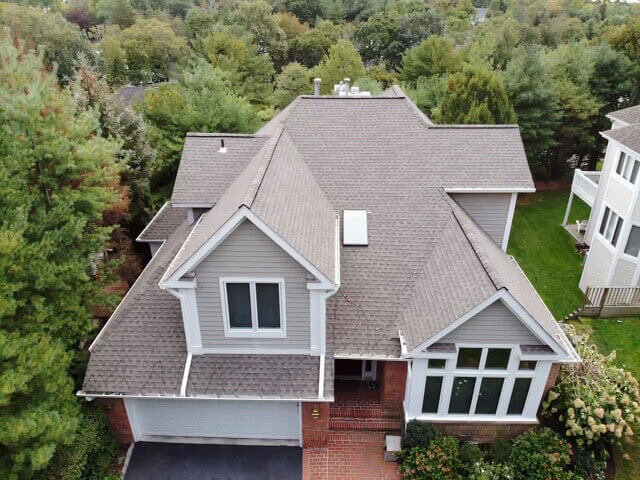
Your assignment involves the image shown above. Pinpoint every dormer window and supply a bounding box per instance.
[220,278,286,337]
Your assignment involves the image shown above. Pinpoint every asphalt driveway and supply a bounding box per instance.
[124,442,302,480]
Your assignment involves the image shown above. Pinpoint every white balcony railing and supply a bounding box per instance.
[571,169,601,207]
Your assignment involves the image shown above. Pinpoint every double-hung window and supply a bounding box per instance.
[220,278,286,337]
[625,225,640,257]
[599,206,623,247]
[616,151,640,184]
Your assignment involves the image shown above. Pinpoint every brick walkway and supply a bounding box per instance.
[303,431,401,480]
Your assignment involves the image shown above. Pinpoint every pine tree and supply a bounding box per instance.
[0,34,121,345]
[434,64,516,124]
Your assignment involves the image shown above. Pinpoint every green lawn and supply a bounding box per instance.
[509,191,640,479]
[509,191,590,319]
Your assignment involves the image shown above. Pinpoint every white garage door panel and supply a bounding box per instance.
[128,399,300,440]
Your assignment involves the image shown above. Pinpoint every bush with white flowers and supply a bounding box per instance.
[542,327,640,455]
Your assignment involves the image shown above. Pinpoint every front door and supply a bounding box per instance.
[335,359,377,381]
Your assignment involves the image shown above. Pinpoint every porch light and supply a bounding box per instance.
[311,407,320,419]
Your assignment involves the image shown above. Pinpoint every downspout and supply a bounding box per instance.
[180,352,193,397]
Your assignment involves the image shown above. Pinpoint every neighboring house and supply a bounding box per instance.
[80,86,578,455]
[563,104,640,291]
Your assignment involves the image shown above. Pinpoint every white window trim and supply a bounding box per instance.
[415,344,549,422]
[615,150,640,186]
[621,222,640,261]
[598,205,624,249]
[219,277,287,338]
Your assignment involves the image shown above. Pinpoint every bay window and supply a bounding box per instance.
[220,278,286,337]
[416,346,548,420]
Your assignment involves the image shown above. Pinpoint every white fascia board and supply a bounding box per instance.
[78,391,333,402]
[161,206,336,288]
[444,187,536,194]
[135,201,170,242]
[407,290,570,360]
[171,203,214,208]
[601,137,640,158]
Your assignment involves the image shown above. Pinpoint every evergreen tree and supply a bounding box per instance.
[435,64,516,124]
[141,60,261,191]
[312,39,365,94]
[273,62,311,108]
[0,34,121,345]
[0,331,80,480]
[503,46,561,165]
[400,36,461,85]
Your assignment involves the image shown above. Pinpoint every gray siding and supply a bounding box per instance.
[440,300,542,345]
[194,220,311,351]
[451,193,511,246]
[611,258,636,286]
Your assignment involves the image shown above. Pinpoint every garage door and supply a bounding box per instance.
[126,399,300,441]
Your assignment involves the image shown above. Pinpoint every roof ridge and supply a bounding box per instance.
[185,132,259,137]
[242,128,285,207]
[429,124,519,129]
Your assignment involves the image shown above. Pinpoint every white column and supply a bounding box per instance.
[522,361,552,418]
[177,288,202,353]
[563,192,574,226]
[406,359,428,418]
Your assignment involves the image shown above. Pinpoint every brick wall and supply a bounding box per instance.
[543,363,561,397]
[98,398,134,445]
[437,422,537,443]
[377,361,407,412]
[302,402,330,447]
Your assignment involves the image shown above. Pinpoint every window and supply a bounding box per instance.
[456,348,482,369]
[449,377,476,414]
[599,207,623,247]
[428,359,446,369]
[475,378,504,414]
[518,360,537,370]
[616,151,640,184]
[507,378,532,415]
[221,279,285,336]
[485,349,511,369]
[422,376,443,413]
[625,226,640,257]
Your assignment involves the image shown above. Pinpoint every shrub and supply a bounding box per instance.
[571,445,606,480]
[45,406,120,480]
[510,428,579,480]
[459,442,484,466]
[489,439,512,463]
[402,421,440,450]
[542,329,640,454]
[467,461,514,480]
[399,434,463,480]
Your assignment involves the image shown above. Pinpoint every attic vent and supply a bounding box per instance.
[218,139,227,153]
[343,210,368,246]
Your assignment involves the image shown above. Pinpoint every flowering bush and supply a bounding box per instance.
[542,328,640,453]
[399,434,463,480]
[467,461,514,480]
[509,428,579,480]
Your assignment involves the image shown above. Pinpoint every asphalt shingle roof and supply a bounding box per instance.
[602,123,640,156]
[86,90,571,398]
[137,202,188,242]
[607,104,640,126]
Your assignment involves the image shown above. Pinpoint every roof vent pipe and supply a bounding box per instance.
[314,77,321,96]
[344,78,350,95]
[218,139,227,153]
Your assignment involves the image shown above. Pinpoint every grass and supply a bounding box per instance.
[509,191,640,479]
[509,191,591,319]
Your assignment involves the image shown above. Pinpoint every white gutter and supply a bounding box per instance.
[77,391,333,402]
[444,187,535,194]
[180,352,193,396]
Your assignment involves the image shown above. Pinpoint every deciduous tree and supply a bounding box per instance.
[273,62,311,107]
[312,39,365,94]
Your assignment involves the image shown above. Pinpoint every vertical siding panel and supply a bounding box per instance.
[451,194,511,246]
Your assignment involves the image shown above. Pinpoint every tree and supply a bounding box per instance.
[73,63,155,238]
[409,75,448,118]
[608,17,640,66]
[141,60,261,190]
[0,34,121,345]
[274,62,311,107]
[225,0,288,69]
[63,0,97,31]
[289,19,340,68]
[312,39,365,94]
[466,16,534,70]
[100,18,188,84]
[400,36,461,85]
[503,46,561,164]
[275,11,309,40]
[201,30,275,105]
[282,0,325,24]
[93,0,136,29]
[0,3,95,83]
[434,64,516,124]
[0,332,80,480]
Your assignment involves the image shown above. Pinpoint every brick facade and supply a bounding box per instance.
[436,422,537,443]
[544,363,561,397]
[377,361,407,412]
[302,402,331,447]
[98,398,134,445]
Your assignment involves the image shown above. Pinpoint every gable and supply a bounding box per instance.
[438,300,543,346]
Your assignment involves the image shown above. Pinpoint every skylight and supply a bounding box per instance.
[343,210,368,246]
